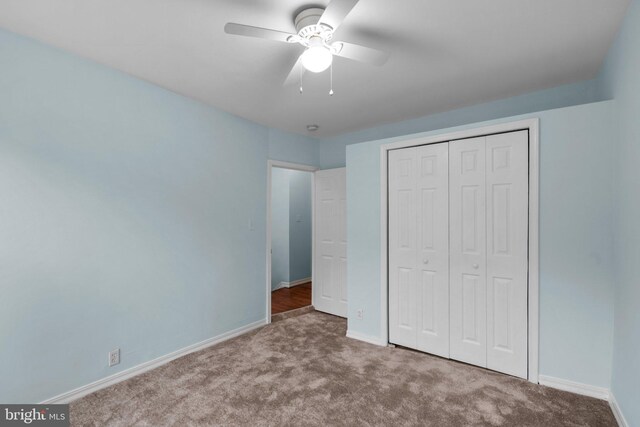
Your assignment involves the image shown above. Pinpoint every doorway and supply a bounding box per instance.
[267,161,317,320]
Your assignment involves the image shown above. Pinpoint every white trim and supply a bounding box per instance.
[538,375,609,401]
[528,120,540,384]
[380,145,389,347]
[269,160,319,172]
[287,277,312,288]
[609,392,629,427]
[41,318,267,404]
[272,277,312,291]
[266,160,318,324]
[311,172,316,311]
[272,282,288,291]
[379,118,540,383]
[346,330,388,347]
[292,277,313,288]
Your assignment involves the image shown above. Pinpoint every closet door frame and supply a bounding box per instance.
[379,118,540,384]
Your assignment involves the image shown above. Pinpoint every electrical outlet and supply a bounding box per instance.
[108,348,120,367]
[356,309,364,320]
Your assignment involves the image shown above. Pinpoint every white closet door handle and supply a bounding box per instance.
[423,258,429,265]
[472,263,479,269]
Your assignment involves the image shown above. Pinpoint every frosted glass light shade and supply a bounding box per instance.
[301,46,333,73]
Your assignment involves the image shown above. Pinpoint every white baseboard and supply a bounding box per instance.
[41,318,267,404]
[609,392,629,427]
[288,277,311,288]
[272,282,288,291]
[272,277,311,291]
[538,375,609,400]
[346,330,388,347]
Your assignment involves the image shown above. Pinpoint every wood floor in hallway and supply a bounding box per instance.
[271,282,311,314]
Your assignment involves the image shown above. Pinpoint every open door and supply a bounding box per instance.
[313,168,347,318]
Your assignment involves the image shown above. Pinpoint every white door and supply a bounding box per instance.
[449,137,488,368]
[314,168,347,317]
[449,132,529,378]
[485,131,529,378]
[389,143,450,357]
[389,147,419,348]
[388,131,529,379]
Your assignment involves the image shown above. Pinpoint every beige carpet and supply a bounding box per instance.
[70,312,616,426]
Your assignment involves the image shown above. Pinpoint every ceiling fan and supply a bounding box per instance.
[224,0,390,87]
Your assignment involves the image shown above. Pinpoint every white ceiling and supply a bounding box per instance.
[0,0,630,137]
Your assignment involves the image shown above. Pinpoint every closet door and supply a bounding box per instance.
[486,131,529,378]
[449,137,487,368]
[389,143,449,357]
[314,168,347,318]
[389,147,419,348]
[416,143,450,357]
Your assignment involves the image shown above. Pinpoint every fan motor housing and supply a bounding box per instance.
[294,7,333,45]
[295,8,327,32]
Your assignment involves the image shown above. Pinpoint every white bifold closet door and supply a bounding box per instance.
[314,168,347,318]
[390,130,529,379]
[449,131,528,378]
[449,136,488,367]
[485,131,528,377]
[388,143,450,357]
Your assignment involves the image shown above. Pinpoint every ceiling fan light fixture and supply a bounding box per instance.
[301,45,333,73]
[223,0,390,87]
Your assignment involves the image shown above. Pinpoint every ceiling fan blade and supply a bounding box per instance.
[318,0,360,31]
[333,41,389,66]
[283,55,305,87]
[224,23,295,43]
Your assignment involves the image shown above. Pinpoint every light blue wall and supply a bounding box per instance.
[320,78,603,169]
[0,28,318,403]
[346,101,615,389]
[268,128,319,167]
[271,168,290,289]
[288,170,312,282]
[599,0,640,424]
[270,169,312,290]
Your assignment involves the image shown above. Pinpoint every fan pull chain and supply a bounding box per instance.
[329,62,334,96]
[299,62,303,95]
